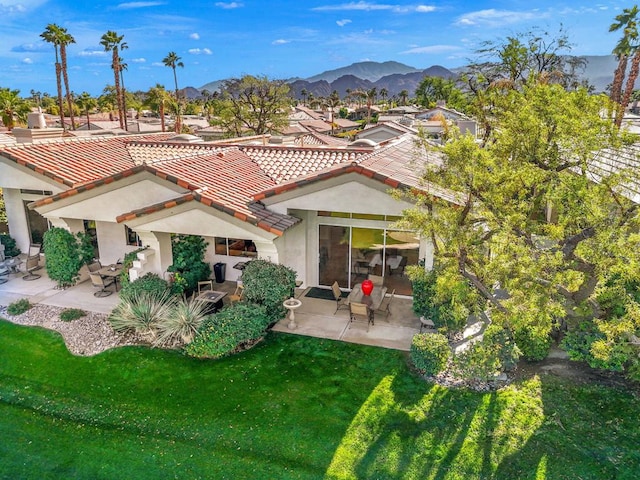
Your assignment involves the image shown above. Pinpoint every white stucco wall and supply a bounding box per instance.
[264,174,415,216]
[95,221,141,265]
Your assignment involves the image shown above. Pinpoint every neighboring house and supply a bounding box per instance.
[0,128,459,296]
[356,122,418,144]
[415,106,477,139]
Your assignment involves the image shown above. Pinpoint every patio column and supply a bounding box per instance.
[253,239,279,264]
[3,188,30,252]
[135,231,173,276]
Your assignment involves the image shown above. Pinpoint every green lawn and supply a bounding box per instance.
[1,318,639,480]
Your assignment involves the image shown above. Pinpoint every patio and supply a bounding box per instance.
[0,263,421,351]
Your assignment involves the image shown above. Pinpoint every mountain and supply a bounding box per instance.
[306,60,421,83]
[195,56,622,100]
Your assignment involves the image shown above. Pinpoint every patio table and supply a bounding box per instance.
[347,283,388,322]
[0,257,23,274]
[196,290,227,313]
[98,265,123,290]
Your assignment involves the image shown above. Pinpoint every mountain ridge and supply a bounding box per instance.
[195,56,620,100]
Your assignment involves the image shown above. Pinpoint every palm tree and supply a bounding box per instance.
[75,92,97,130]
[326,90,340,135]
[119,57,129,131]
[162,51,184,132]
[40,24,65,129]
[100,31,127,130]
[300,88,308,106]
[366,87,377,123]
[146,84,170,132]
[399,89,409,106]
[379,87,388,109]
[56,26,76,130]
[0,88,31,130]
[610,6,640,127]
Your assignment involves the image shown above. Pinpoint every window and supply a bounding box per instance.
[214,237,257,257]
[125,226,142,247]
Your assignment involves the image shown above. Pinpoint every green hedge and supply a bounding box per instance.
[120,273,171,301]
[184,303,270,359]
[241,259,296,323]
[410,333,450,376]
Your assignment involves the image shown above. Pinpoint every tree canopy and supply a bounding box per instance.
[415,76,467,111]
[402,80,640,378]
[212,75,291,137]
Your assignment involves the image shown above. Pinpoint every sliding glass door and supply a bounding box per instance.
[319,224,419,295]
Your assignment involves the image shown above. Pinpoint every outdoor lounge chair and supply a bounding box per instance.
[332,281,349,314]
[89,272,116,297]
[22,255,42,281]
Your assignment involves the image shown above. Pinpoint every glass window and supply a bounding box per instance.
[125,226,142,247]
[228,238,257,257]
[214,237,228,255]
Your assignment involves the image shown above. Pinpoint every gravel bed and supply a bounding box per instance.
[0,303,146,356]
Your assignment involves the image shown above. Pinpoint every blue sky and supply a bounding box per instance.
[0,0,627,96]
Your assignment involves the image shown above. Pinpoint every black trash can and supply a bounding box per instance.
[213,262,226,283]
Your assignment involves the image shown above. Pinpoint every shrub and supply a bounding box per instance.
[167,235,211,296]
[452,340,502,383]
[562,322,629,372]
[483,324,521,371]
[109,290,177,341]
[154,298,210,347]
[514,324,552,361]
[7,298,31,316]
[0,233,21,258]
[410,333,450,376]
[43,228,93,288]
[406,266,473,335]
[120,273,171,301]
[185,303,270,359]
[60,308,87,322]
[241,259,296,323]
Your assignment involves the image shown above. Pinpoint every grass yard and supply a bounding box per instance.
[1,318,639,479]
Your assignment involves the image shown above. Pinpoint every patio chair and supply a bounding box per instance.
[89,272,116,297]
[28,243,42,257]
[229,283,244,304]
[350,301,373,330]
[375,289,395,320]
[197,280,213,295]
[22,255,42,281]
[332,281,349,314]
[0,265,9,285]
[368,274,384,286]
[87,261,102,273]
[388,256,407,275]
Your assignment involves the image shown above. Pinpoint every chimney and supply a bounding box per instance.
[13,110,65,143]
[27,110,47,129]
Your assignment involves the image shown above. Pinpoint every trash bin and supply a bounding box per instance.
[213,262,226,283]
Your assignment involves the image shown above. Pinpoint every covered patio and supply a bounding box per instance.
[0,265,421,351]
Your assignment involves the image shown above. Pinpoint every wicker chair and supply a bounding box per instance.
[22,255,42,281]
[89,272,116,297]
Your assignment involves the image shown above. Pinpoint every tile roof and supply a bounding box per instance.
[588,143,640,203]
[240,145,369,183]
[0,133,174,187]
[3,130,461,235]
[253,135,464,206]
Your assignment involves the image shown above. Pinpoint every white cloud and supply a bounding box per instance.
[272,39,290,45]
[215,1,243,8]
[151,62,164,67]
[131,58,146,63]
[22,57,33,64]
[455,9,544,27]
[116,1,165,9]
[78,49,107,57]
[11,43,48,53]
[336,19,352,26]
[401,44,462,54]
[188,48,212,55]
[190,32,200,40]
[313,2,435,13]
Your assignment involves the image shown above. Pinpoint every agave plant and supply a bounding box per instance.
[154,297,210,347]
[109,290,176,341]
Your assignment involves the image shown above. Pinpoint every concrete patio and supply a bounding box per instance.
[0,264,421,351]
